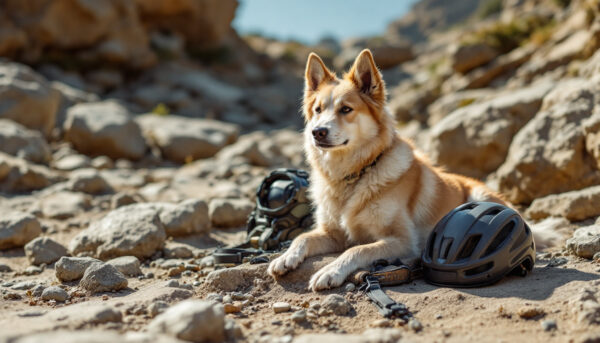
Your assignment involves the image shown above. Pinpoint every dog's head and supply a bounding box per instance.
[302,49,388,152]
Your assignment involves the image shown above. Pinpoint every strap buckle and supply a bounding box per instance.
[360,275,412,320]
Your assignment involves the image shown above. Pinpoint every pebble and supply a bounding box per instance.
[11,281,37,290]
[147,300,225,342]
[0,264,12,272]
[80,263,128,293]
[273,302,291,313]
[23,266,42,275]
[541,319,557,331]
[345,283,356,292]
[224,303,242,314]
[322,294,352,316]
[517,306,545,319]
[409,318,423,332]
[41,286,69,302]
[206,293,223,302]
[223,295,233,304]
[166,280,179,288]
[291,309,307,323]
[435,313,443,319]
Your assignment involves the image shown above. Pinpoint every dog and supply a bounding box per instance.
[267,49,511,292]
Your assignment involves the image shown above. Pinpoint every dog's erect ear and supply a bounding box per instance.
[305,53,334,92]
[348,49,385,101]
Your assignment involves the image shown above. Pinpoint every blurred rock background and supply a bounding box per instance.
[2,0,600,342]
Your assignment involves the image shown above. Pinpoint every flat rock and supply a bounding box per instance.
[526,185,600,221]
[0,152,63,192]
[24,237,68,265]
[80,263,128,293]
[55,256,102,282]
[204,264,267,292]
[106,256,142,277]
[41,191,89,219]
[53,154,91,171]
[566,225,600,259]
[63,100,147,160]
[69,203,166,260]
[0,119,51,164]
[136,114,239,162]
[0,212,41,250]
[147,300,225,342]
[208,198,254,228]
[67,169,112,194]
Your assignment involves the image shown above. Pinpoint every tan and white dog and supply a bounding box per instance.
[267,49,509,292]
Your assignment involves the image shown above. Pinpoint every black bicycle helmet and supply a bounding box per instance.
[421,201,535,287]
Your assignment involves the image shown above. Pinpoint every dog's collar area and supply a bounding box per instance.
[343,150,385,184]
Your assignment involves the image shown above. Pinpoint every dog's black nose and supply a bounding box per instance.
[312,127,328,141]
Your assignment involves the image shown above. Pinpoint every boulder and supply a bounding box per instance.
[64,101,147,160]
[388,83,438,124]
[69,203,166,260]
[428,81,554,178]
[55,256,102,282]
[24,237,68,265]
[497,78,600,203]
[451,43,499,74]
[526,185,600,221]
[208,198,254,228]
[147,300,225,342]
[158,199,211,237]
[136,114,239,162]
[427,89,494,126]
[566,225,600,259]
[0,119,51,164]
[80,262,128,293]
[0,212,41,250]
[0,61,60,136]
[0,152,63,192]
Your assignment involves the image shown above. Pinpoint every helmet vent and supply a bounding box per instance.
[440,238,453,259]
[427,232,436,258]
[483,221,515,257]
[510,228,528,252]
[465,261,494,276]
[487,208,501,216]
[457,235,481,260]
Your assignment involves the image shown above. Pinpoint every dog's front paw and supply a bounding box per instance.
[309,263,347,291]
[267,251,304,277]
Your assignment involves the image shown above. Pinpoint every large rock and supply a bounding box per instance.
[41,191,90,219]
[566,225,600,259]
[428,81,554,178]
[80,263,128,293]
[497,78,600,204]
[134,0,237,47]
[451,43,499,74]
[208,198,254,228]
[0,119,51,164]
[55,256,102,282]
[1,0,155,69]
[526,185,600,221]
[147,300,225,342]
[24,237,68,265]
[0,152,63,192]
[64,101,147,160]
[0,212,41,250]
[158,199,210,237]
[0,62,60,136]
[136,114,239,163]
[69,203,166,260]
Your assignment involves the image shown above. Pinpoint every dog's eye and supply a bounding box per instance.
[340,106,353,114]
[315,106,321,114]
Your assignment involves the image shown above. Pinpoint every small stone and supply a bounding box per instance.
[547,257,568,267]
[148,301,169,318]
[80,263,128,293]
[322,294,352,316]
[166,280,179,288]
[55,256,103,282]
[435,313,443,320]
[291,310,307,323]
[409,318,423,332]
[223,295,233,304]
[273,302,291,313]
[0,263,11,272]
[41,286,69,302]
[106,256,142,276]
[23,266,42,275]
[225,318,244,340]
[517,306,545,319]
[207,293,223,302]
[541,319,557,331]
[224,303,242,314]
[344,283,356,292]
[11,281,37,290]
[4,292,21,300]
[147,300,225,342]
[24,237,68,265]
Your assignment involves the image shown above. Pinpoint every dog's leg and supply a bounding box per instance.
[268,227,344,277]
[309,237,413,291]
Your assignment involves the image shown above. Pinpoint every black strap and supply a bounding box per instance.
[212,247,263,264]
[360,275,413,320]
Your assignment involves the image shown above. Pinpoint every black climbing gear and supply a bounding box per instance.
[355,259,421,321]
[213,168,313,265]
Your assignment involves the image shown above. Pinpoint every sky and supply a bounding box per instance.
[233,0,418,45]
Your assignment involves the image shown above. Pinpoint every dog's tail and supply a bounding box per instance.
[529,217,566,250]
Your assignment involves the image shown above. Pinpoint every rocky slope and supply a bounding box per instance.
[1,0,600,342]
